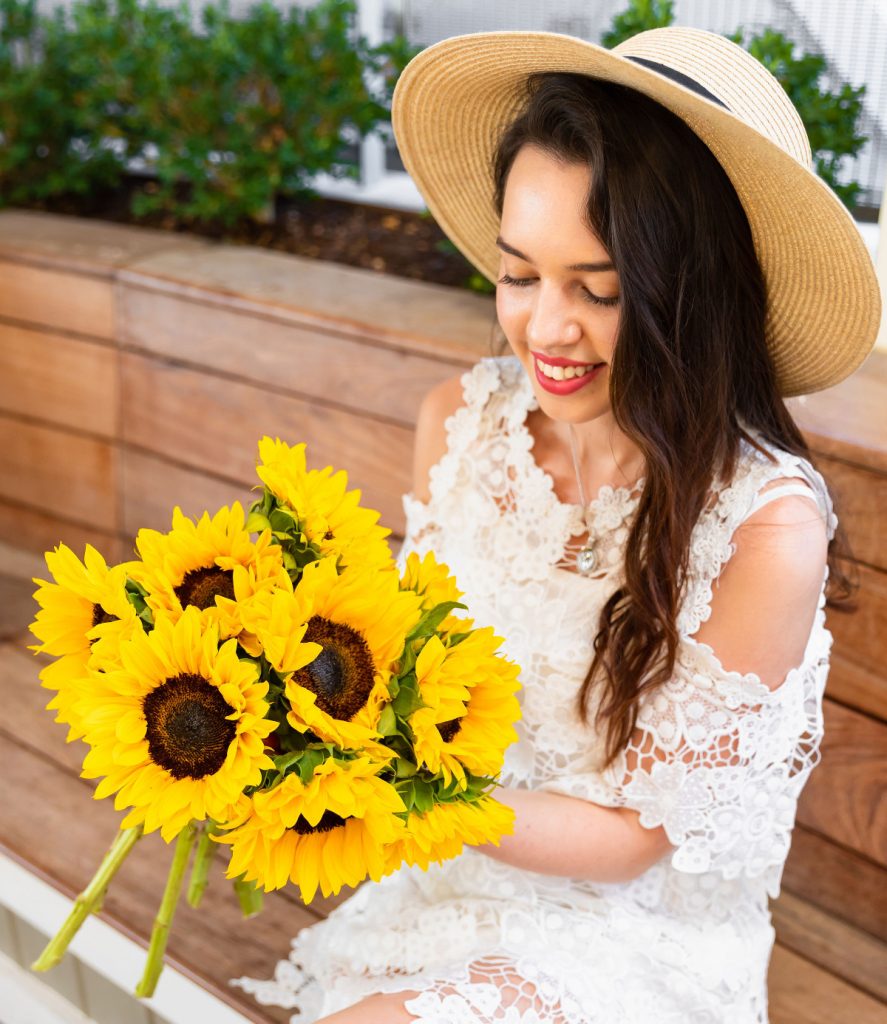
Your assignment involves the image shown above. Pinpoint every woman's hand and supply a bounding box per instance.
[474,785,674,884]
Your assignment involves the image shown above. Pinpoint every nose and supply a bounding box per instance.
[525,280,582,350]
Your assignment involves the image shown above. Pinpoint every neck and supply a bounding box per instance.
[565,412,646,489]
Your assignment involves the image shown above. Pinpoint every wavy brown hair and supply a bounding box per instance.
[489,72,857,769]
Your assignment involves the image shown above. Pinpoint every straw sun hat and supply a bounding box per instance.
[390,26,882,397]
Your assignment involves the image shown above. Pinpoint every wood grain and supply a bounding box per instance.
[790,351,887,475]
[0,323,117,437]
[0,260,114,339]
[813,453,887,571]
[0,499,122,566]
[119,284,466,426]
[121,447,257,542]
[0,414,117,531]
[119,350,413,535]
[118,242,495,363]
[827,654,887,723]
[771,889,887,1003]
[827,563,887,682]
[768,945,887,1024]
[796,701,887,864]
[782,826,887,941]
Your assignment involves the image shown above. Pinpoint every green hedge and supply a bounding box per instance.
[0,0,420,226]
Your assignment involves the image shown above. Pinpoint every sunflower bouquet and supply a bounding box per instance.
[27,435,521,997]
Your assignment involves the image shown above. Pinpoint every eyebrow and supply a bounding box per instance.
[495,235,615,272]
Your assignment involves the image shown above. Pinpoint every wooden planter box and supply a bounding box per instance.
[0,210,884,1023]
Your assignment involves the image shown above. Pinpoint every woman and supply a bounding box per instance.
[232,26,880,1023]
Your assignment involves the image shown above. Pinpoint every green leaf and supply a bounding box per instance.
[390,677,428,718]
[407,601,468,642]
[394,757,418,779]
[245,511,271,533]
[377,704,398,737]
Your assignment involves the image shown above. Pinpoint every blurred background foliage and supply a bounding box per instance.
[0,0,420,225]
[0,0,869,290]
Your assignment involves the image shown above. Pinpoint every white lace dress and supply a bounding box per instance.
[232,354,838,1024]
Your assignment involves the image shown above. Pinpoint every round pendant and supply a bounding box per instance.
[576,544,597,575]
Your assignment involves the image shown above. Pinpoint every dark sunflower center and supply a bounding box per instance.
[292,615,375,721]
[174,566,235,611]
[92,604,117,629]
[142,672,236,780]
[436,718,463,743]
[291,809,348,835]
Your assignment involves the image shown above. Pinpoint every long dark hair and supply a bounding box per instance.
[489,72,857,768]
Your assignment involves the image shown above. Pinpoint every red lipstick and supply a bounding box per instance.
[532,352,606,395]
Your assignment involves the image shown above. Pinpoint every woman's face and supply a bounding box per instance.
[496,143,620,426]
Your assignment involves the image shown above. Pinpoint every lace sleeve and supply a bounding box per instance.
[601,627,829,895]
[540,458,835,897]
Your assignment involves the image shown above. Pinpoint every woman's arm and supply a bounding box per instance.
[478,786,675,883]
[474,486,829,883]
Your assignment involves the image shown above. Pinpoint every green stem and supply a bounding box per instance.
[232,875,264,918]
[135,821,198,999]
[32,825,144,972]
[186,821,217,909]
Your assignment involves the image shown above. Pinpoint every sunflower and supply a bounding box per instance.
[410,630,521,790]
[399,549,474,637]
[383,795,516,873]
[283,557,423,751]
[213,756,406,902]
[29,543,141,740]
[78,607,276,842]
[30,543,139,658]
[255,436,393,572]
[130,502,289,641]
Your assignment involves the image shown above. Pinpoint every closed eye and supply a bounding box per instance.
[497,273,619,308]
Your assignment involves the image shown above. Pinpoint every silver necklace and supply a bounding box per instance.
[567,423,598,575]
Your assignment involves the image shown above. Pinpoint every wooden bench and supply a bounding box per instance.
[0,211,884,1021]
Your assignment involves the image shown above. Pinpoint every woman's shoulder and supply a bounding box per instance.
[677,426,836,641]
[410,354,526,504]
[719,428,837,537]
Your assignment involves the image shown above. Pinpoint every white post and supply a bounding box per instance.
[876,168,887,352]
[357,0,389,190]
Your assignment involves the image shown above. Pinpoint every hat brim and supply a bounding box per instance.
[391,30,882,397]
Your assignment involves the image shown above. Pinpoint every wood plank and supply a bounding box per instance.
[121,448,257,541]
[119,244,494,364]
[768,944,887,1024]
[789,350,887,475]
[827,562,887,682]
[827,654,887,723]
[782,827,887,941]
[119,284,466,427]
[0,323,117,437]
[0,735,309,1024]
[0,499,121,566]
[814,453,887,572]
[0,260,115,340]
[771,889,887,1003]
[0,575,40,641]
[0,210,209,274]
[119,350,412,535]
[0,415,117,531]
[1,638,91,778]
[796,701,887,864]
